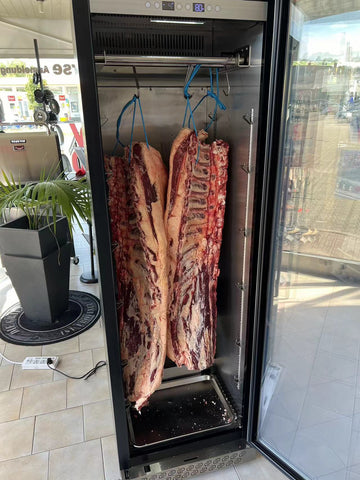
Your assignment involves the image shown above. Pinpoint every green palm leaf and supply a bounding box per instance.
[0,169,91,235]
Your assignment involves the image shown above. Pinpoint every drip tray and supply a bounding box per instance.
[127,374,235,448]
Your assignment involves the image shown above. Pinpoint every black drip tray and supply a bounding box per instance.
[128,375,235,448]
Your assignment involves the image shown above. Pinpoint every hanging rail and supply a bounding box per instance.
[95,54,239,68]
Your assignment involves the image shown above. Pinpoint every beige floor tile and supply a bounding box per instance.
[69,278,100,297]
[101,435,121,480]
[69,263,83,276]
[21,380,66,418]
[92,347,107,365]
[67,367,110,407]
[79,326,104,351]
[84,400,115,441]
[0,452,48,480]
[97,316,104,329]
[0,388,23,422]
[0,345,5,362]
[42,336,79,356]
[33,406,83,453]
[2,344,42,365]
[190,467,239,480]
[11,365,53,390]
[235,454,288,480]
[0,281,19,317]
[0,417,34,461]
[49,439,105,480]
[0,364,13,391]
[53,349,93,382]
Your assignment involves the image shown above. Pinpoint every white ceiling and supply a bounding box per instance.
[0,0,74,58]
[0,0,71,20]
[297,0,360,20]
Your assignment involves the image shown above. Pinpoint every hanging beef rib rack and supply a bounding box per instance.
[165,129,229,371]
[100,48,240,408]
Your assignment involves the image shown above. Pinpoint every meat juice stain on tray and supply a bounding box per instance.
[129,378,234,446]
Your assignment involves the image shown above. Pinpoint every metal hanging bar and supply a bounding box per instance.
[96,54,238,67]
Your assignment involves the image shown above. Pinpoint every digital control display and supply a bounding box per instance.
[162,1,175,10]
[193,2,205,12]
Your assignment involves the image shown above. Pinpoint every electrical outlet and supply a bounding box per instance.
[22,356,59,370]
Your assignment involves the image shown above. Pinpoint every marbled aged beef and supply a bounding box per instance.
[165,128,229,370]
[105,143,168,410]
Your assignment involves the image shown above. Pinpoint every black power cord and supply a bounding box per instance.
[47,358,106,380]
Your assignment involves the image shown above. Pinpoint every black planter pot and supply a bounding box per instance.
[2,242,72,325]
[0,216,73,325]
[0,216,70,258]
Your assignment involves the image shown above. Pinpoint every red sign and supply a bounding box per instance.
[59,95,65,101]
[8,95,15,102]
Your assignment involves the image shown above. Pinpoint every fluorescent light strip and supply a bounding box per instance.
[150,19,205,25]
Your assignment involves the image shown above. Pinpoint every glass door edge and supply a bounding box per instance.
[250,441,308,480]
[244,3,310,480]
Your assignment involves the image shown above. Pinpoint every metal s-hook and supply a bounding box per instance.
[184,65,195,98]
[132,66,140,98]
[223,69,230,96]
[184,65,193,86]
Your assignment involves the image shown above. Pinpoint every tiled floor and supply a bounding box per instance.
[0,228,289,480]
[0,229,120,480]
[2,226,358,479]
[190,455,289,480]
[259,272,360,480]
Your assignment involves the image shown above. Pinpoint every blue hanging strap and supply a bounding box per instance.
[112,95,150,161]
[182,64,204,163]
[137,97,149,150]
[182,64,202,133]
[184,96,199,137]
[189,67,226,132]
[128,99,137,163]
[112,95,137,155]
[184,64,202,99]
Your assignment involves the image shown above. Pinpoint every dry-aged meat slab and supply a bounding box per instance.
[105,143,168,410]
[165,128,229,371]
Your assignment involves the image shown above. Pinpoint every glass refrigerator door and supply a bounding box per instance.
[254,2,360,480]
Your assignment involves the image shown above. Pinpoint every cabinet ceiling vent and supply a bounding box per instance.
[91,14,213,57]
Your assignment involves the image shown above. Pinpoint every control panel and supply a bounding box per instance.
[144,2,223,13]
[90,0,267,21]
[143,1,223,13]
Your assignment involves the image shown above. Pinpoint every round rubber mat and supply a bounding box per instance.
[0,290,101,346]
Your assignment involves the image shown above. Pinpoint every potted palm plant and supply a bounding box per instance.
[0,170,91,325]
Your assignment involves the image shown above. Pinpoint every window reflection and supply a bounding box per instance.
[259,5,360,480]
[282,9,360,265]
